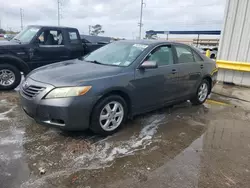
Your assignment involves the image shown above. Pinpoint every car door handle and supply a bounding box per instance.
[200,64,204,69]
[172,69,178,74]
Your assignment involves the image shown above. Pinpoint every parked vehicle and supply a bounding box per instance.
[81,34,111,54]
[0,25,108,90]
[198,47,218,59]
[19,40,218,135]
[4,34,16,41]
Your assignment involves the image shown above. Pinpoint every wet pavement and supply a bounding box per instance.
[1,85,250,188]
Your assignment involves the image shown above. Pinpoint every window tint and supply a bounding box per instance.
[193,51,203,61]
[147,46,173,66]
[175,46,195,63]
[38,30,64,45]
[69,31,80,44]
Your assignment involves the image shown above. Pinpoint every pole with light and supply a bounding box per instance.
[138,0,146,39]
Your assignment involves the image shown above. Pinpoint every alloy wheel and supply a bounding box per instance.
[198,83,208,102]
[99,101,124,131]
[0,69,16,86]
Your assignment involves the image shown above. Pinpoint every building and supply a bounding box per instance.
[217,0,250,86]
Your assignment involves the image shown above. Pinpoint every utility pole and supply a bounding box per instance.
[89,25,91,35]
[138,0,145,39]
[20,8,24,30]
[57,0,61,26]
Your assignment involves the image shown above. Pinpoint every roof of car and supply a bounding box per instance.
[116,39,187,46]
[27,25,77,30]
[81,35,112,43]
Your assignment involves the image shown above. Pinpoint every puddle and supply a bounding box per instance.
[20,114,167,188]
[0,107,14,121]
[68,114,166,170]
[0,99,16,121]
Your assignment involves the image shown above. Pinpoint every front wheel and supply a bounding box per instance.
[0,64,21,90]
[190,79,210,105]
[90,95,128,135]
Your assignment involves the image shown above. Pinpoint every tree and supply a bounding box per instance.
[0,28,6,34]
[145,33,157,39]
[90,24,104,36]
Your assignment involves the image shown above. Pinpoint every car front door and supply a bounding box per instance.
[133,45,179,112]
[30,29,70,69]
[173,45,203,97]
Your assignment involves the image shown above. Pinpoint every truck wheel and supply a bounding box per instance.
[90,95,128,135]
[0,64,21,90]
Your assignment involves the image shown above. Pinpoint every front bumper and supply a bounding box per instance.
[19,78,97,131]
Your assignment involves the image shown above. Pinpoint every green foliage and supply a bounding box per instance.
[90,24,105,36]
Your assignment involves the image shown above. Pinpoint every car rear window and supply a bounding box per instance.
[68,31,80,44]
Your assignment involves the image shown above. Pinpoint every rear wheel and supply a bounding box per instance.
[210,54,216,59]
[190,79,210,105]
[0,64,21,90]
[90,95,128,135]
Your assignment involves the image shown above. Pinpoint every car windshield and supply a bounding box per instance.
[12,27,40,43]
[84,42,148,67]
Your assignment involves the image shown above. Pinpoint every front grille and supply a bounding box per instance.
[22,85,45,98]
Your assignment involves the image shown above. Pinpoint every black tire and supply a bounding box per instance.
[210,54,216,59]
[190,79,210,105]
[0,64,21,90]
[90,95,128,135]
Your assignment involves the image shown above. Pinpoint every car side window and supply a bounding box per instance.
[193,51,203,61]
[38,30,64,46]
[146,46,173,66]
[68,31,80,44]
[175,45,195,63]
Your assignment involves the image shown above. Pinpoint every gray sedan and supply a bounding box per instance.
[19,40,218,135]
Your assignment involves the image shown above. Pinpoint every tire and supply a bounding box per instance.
[0,64,21,91]
[90,95,128,135]
[210,54,216,59]
[190,79,210,105]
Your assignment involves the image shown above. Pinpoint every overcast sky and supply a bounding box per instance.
[0,0,226,38]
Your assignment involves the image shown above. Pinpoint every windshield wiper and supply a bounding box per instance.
[86,60,104,65]
[13,38,21,43]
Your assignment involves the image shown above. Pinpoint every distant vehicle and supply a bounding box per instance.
[0,25,108,90]
[196,47,218,59]
[20,40,218,135]
[0,34,4,37]
[4,34,16,41]
[201,47,218,59]
[81,35,111,54]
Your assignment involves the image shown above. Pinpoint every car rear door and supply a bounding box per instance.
[173,44,203,97]
[66,29,84,58]
[30,28,70,69]
[133,45,180,111]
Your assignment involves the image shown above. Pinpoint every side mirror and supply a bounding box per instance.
[139,61,158,69]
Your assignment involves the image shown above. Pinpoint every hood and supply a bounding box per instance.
[29,59,124,87]
[0,40,25,51]
[0,40,21,46]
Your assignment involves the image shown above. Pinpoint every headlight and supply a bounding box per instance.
[45,86,92,99]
